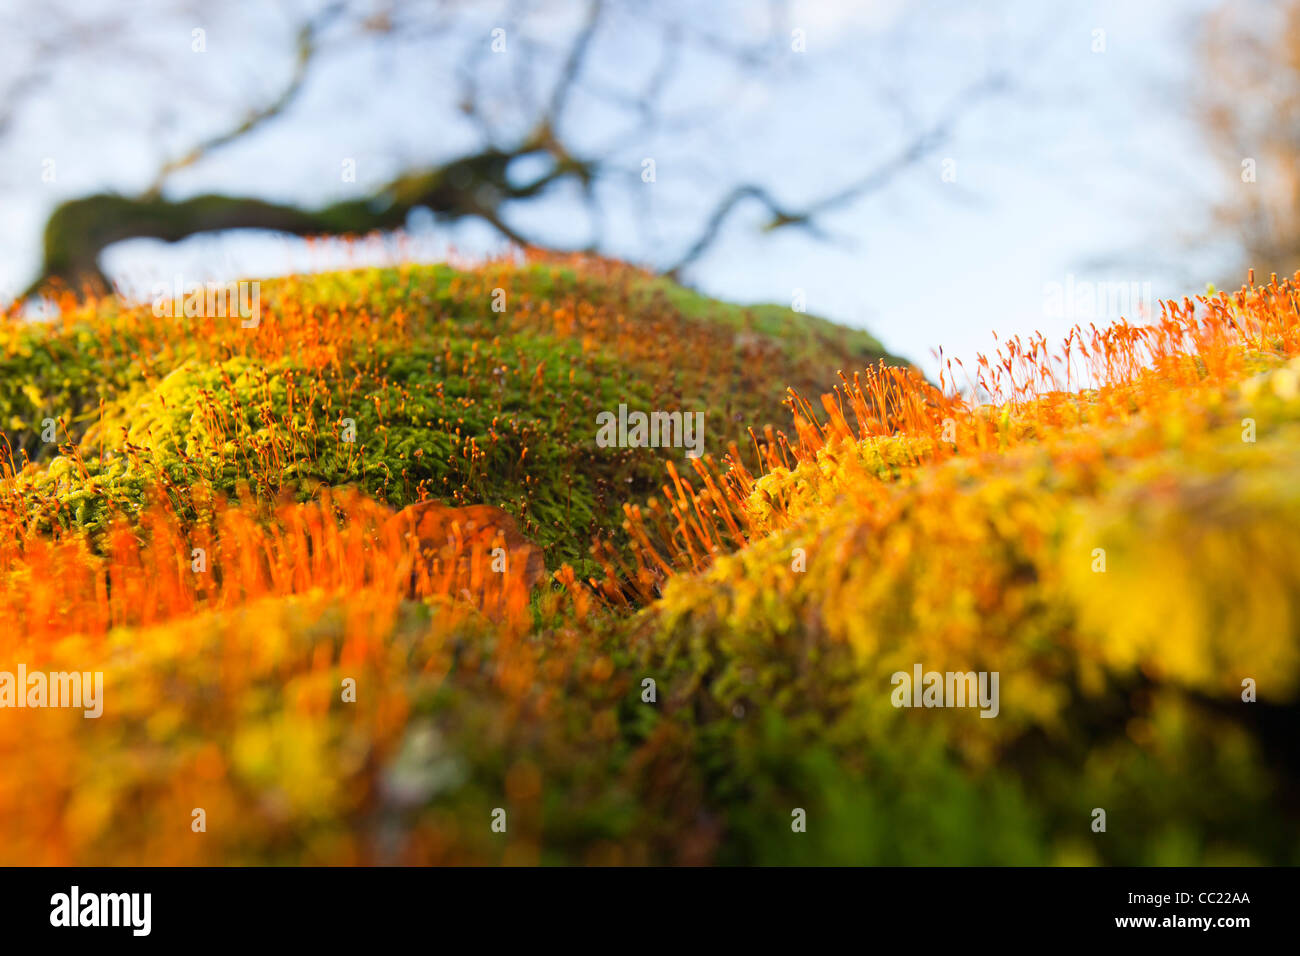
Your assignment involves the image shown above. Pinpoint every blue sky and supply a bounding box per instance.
[0,0,1232,377]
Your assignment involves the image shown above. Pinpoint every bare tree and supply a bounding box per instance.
[12,0,1011,297]
[1198,0,1300,279]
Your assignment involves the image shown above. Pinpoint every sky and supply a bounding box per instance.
[0,0,1233,378]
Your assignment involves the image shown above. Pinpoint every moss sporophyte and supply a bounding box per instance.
[3,255,1300,863]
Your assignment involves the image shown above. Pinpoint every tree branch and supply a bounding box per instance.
[665,71,1009,277]
[25,144,597,297]
[144,2,346,197]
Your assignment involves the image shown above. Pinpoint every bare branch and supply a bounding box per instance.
[543,0,603,132]
[144,2,348,197]
[666,71,1009,277]
[27,140,602,297]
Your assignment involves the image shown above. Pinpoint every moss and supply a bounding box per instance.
[7,259,1300,864]
[633,349,1300,865]
[3,258,900,575]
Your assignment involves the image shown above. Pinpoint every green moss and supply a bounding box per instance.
[4,260,902,575]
